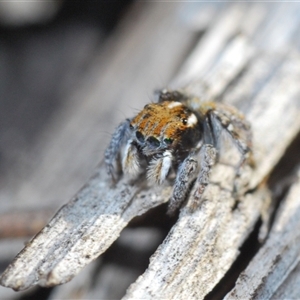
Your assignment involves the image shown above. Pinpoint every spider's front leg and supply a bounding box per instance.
[167,153,199,215]
[167,144,216,215]
[105,119,131,182]
[191,144,217,209]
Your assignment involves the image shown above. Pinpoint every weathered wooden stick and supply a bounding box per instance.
[0,167,173,290]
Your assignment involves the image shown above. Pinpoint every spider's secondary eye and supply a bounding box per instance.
[136,131,145,143]
[147,136,160,148]
[164,138,173,145]
[182,118,188,125]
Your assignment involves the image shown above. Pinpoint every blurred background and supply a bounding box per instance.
[0,1,133,206]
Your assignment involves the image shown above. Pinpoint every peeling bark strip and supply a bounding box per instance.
[1,2,300,299]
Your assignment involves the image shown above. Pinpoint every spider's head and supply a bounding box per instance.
[130,101,202,156]
[122,101,202,183]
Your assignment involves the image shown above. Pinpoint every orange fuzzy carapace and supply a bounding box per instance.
[130,101,197,142]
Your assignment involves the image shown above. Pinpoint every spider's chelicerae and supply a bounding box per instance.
[105,89,252,215]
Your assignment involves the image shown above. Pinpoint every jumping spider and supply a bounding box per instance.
[105,89,252,215]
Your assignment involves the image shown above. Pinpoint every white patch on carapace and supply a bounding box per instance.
[167,101,182,109]
[187,113,198,127]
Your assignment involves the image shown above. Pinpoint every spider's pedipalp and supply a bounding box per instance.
[147,150,173,184]
[105,119,131,181]
[122,141,141,179]
[167,154,198,215]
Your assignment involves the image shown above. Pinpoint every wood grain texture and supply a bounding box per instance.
[225,170,300,299]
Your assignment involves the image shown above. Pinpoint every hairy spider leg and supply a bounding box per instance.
[191,144,217,209]
[209,109,253,196]
[105,119,131,182]
[167,153,199,215]
[210,110,251,173]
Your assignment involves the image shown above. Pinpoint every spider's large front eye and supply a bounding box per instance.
[136,131,145,143]
[164,138,173,145]
[147,136,160,148]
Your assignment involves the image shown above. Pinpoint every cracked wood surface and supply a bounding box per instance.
[1,2,300,299]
